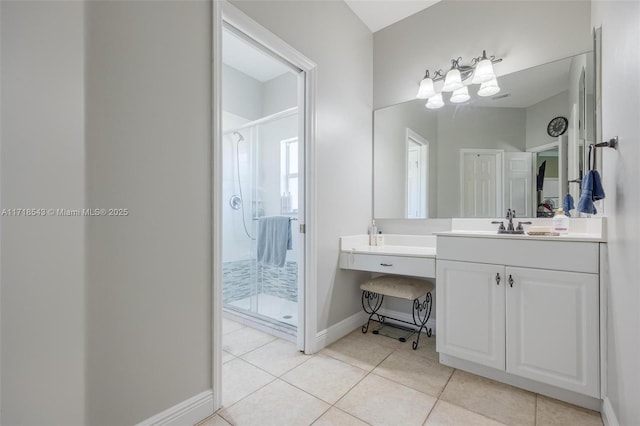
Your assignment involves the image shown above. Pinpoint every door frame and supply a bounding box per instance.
[212,0,317,411]
[404,128,429,218]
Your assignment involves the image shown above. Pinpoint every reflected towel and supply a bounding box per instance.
[577,170,605,215]
[256,216,292,267]
[563,193,575,217]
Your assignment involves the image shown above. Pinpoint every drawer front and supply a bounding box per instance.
[340,253,435,278]
[437,236,599,274]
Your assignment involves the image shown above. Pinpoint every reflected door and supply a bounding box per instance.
[460,150,503,217]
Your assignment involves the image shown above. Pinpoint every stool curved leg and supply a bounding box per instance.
[411,292,433,349]
[361,290,384,333]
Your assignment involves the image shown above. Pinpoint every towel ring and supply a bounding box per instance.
[589,137,618,171]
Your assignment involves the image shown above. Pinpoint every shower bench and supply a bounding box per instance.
[359,275,433,350]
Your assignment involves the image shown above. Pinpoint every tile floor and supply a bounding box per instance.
[198,319,603,426]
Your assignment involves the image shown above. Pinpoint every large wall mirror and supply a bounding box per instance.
[374,51,595,219]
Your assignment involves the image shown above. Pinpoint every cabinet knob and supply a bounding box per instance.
[508,275,514,287]
[495,273,501,285]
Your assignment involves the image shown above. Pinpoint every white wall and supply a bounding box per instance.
[373,0,591,109]
[223,63,264,120]
[374,101,438,218]
[85,1,212,424]
[525,91,569,150]
[263,73,298,116]
[230,0,373,334]
[1,2,86,424]
[591,2,640,425]
[437,106,526,217]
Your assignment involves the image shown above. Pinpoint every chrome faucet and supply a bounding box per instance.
[506,209,515,232]
[492,209,531,234]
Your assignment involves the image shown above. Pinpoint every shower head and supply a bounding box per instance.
[233,131,244,142]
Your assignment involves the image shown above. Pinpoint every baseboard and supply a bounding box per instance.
[314,311,367,353]
[601,397,619,426]
[379,307,436,335]
[136,390,214,426]
[440,353,601,411]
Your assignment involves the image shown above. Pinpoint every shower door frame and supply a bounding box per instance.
[212,0,317,412]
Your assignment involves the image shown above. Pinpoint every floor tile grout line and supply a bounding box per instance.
[421,398,441,426]
[238,345,313,378]
[217,373,278,413]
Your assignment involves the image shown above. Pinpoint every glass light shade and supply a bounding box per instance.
[416,76,436,99]
[477,78,500,97]
[450,86,470,103]
[425,93,444,109]
[472,58,496,84]
[442,68,463,92]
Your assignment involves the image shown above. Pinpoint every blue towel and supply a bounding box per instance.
[256,216,292,267]
[563,193,575,217]
[577,170,605,215]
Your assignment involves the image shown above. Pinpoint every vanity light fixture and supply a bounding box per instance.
[478,77,500,97]
[416,50,502,109]
[450,86,470,103]
[416,71,437,99]
[425,92,444,109]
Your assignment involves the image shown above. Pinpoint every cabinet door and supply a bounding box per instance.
[436,260,505,370]
[506,267,599,397]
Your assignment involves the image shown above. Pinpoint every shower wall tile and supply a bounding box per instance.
[223,260,298,304]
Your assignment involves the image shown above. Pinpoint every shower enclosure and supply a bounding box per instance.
[222,25,302,337]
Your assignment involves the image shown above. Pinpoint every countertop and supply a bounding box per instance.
[434,230,605,243]
[339,234,436,258]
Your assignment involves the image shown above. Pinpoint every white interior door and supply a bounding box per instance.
[504,152,532,217]
[460,150,503,217]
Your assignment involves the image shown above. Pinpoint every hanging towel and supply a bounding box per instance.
[577,170,606,214]
[563,193,575,217]
[256,216,292,267]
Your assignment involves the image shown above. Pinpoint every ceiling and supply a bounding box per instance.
[344,0,442,33]
[222,0,443,81]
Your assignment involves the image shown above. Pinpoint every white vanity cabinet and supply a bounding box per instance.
[436,235,601,399]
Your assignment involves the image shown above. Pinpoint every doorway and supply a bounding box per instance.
[213,0,317,412]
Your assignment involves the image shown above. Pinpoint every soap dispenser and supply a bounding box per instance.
[369,220,378,246]
[552,208,569,235]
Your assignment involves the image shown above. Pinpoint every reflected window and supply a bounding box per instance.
[280,137,298,213]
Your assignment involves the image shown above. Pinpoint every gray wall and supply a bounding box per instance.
[525,91,570,150]
[85,1,212,424]
[591,1,640,424]
[436,106,526,217]
[373,0,591,109]
[374,101,438,218]
[230,0,374,334]
[1,2,87,424]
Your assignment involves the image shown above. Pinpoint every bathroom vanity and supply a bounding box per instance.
[338,234,436,278]
[434,218,606,408]
[340,218,606,409]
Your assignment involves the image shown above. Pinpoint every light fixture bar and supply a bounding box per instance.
[415,50,503,106]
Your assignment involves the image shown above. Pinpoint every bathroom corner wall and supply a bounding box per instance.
[85,1,212,424]
[229,0,374,339]
[591,1,640,424]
